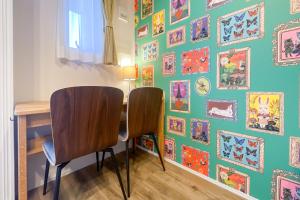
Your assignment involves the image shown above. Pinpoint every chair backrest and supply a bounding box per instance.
[127,87,163,139]
[50,86,124,164]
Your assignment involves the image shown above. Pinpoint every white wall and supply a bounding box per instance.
[13,0,134,190]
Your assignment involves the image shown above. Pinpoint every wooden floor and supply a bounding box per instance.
[28,149,244,200]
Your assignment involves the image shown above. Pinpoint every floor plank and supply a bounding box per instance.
[28,150,244,200]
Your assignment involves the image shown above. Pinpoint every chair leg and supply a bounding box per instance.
[108,148,127,200]
[53,162,69,200]
[96,152,99,172]
[151,133,166,171]
[43,159,50,195]
[101,151,106,169]
[126,140,130,197]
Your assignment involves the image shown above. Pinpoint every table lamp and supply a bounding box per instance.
[122,65,138,95]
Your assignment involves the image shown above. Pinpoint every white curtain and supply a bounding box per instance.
[56,0,105,64]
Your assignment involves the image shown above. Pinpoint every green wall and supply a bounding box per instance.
[135,1,300,199]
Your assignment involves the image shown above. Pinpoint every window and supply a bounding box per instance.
[57,0,105,64]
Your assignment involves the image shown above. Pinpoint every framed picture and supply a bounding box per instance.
[136,135,154,152]
[273,19,300,66]
[217,3,265,46]
[167,26,186,48]
[206,99,237,121]
[216,164,250,194]
[142,65,154,87]
[290,137,300,168]
[190,119,210,145]
[246,92,284,135]
[167,116,186,136]
[152,10,165,37]
[182,47,210,75]
[142,40,159,62]
[182,145,209,176]
[170,0,190,25]
[137,24,149,38]
[206,0,231,10]
[141,0,153,19]
[170,80,190,113]
[190,15,210,42]
[164,138,176,160]
[162,52,176,76]
[291,0,300,14]
[271,170,300,200]
[217,130,264,173]
[195,77,210,96]
[217,48,251,90]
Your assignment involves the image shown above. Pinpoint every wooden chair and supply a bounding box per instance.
[42,86,127,200]
[100,87,165,197]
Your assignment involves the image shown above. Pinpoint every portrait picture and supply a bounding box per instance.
[162,52,176,76]
[167,116,186,136]
[246,92,284,135]
[190,15,210,42]
[216,165,250,194]
[217,48,251,90]
[142,65,154,87]
[141,0,153,19]
[164,138,176,160]
[290,137,300,168]
[182,47,210,75]
[142,40,159,62]
[170,80,190,113]
[167,26,186,48]
[152,10,165,37]
[273,19,300,66]
[190,119,210,145]
[170,0,190,24]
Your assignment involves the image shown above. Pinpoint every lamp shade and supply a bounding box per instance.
[122,65,138,80]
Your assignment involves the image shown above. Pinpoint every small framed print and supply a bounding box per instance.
[137,24,149,38]
[206,0,231,10]
[290,137,300,168]
[190,15,210,42]
[170,0,190,25]
[152,10,165,37]
[141,0,153,19]
[216,164,250,194]
[246,92,284,135]
[162,52,176,76]
[217,3,265,46]
[273,19,300,66]
[170,80,190,113]
[190,119,210,145]
[291,0,300,14]
[136,135,154,152]
[206,99,237,121]
[142,65,154,87]
[182,47,210,75]
[167,26,186,48]
[167,116,186,136]
[195,77,210,96]
[142,40,159,62]
[164,138,176,160]
[217,48,251,90]
[271,170,300,200]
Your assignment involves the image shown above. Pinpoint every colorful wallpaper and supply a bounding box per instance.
[134,0,300,199]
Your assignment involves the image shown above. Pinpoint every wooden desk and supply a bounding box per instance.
[15,100,165,200]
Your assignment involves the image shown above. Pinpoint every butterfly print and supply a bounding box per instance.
[223,151,230,158]
[235,145,244,153]
[221,135,232,143]
[247,28,258,36]
[246,158,257,166]
[247,17,258,27]
[233,152,244,161]
[248,9,258,17]
[234,13,246,22]
[248,140,258,148]
[223,35,231,42]
[224,143,233,152]
[234,22,244,29]
[224,26,233,35]
[222,18,232,26]
[234,137,245,145]
[246,147,257,157]
[234,29,244,38]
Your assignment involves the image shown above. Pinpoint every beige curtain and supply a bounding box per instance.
[102,0,118,65]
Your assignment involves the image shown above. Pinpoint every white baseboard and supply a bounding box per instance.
[136,145,257,200]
